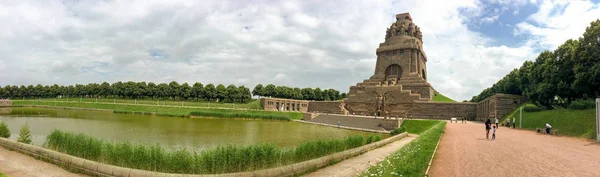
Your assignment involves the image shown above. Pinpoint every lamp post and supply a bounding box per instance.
[519,107,523,128]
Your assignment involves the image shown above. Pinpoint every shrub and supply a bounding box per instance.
[373,135,382,142]
[390,127,406,135]
[523,104,542,112]
[0,121,10,138]
[17,123,32,144]
[568,99,596,110]
[366,135,374,144]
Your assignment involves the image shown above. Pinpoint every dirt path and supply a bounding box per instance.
[303,134,418,177]
[0,146,85,177]
[429,122,600,177]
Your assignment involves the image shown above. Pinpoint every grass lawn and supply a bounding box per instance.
[0,172,7,177]
[501,104,597,139]
[433,92,456,102]
[22,98,263,110]
[400,120,442,134]
[360,120,446,177]
[12,100,304,120]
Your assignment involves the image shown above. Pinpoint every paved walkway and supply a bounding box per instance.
[304,134,418,177]
[0,146,85,177]
[429,122,600,177]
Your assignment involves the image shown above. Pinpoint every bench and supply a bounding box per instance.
[450,118,457,123]
[536,128,558,135]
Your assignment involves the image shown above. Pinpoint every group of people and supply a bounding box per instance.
[485,117,517,140]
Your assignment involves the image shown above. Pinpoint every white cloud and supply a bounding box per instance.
[516,1,600,49]
[0,0,593,102]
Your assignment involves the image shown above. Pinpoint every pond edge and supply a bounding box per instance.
[0,132,408,177]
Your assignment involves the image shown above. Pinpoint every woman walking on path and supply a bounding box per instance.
[486,119,492,139]
[495,117,499,129]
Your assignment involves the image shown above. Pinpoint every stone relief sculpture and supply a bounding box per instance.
[408,23,415,36]
[385,28,391,40]
[399,22,406,35]
[391,23,397,36]
[385,15,423,40]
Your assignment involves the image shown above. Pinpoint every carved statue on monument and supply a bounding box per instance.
[408,23,415,36]
[416,26,422,40]
[400,22,406,35]
[385,28,391,40]
[391,23,397,36]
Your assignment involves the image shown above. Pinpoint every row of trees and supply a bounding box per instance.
[0,82,349,103]
[470,19,600,108]
[252,84,347,101]
[0,81,253,103]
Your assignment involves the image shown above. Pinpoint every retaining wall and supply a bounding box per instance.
[0,132,407,177]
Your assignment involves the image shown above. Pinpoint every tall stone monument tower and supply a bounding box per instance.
[344,13,435,117]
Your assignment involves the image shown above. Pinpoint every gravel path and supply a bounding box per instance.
[429,122,600,177]
[304,134,418,177]
[0,146,85,177]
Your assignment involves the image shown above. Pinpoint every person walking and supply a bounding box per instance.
[492,125,497,140]
[545,123,552,134]
[513,117,516,128]
[485,119,492,139]
[495,117,499,129]
[507,119,511,128]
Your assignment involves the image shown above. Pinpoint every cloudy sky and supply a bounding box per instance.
[1,0,599,101]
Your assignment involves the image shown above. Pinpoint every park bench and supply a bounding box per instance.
[536,128,558,135]
[450,118,457,123]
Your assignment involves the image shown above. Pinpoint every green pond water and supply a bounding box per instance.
[0,107,381,150]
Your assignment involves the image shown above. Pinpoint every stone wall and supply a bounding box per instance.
[408,102,477,120]
[475,94,525,121]
[0,100,12,107]
[260,98,309,112]
[307,101,345,114]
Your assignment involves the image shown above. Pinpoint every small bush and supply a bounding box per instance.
[568,99,596,110]
[523,105,542,112]
[366,135,374,144]
[373,135,382,142]
[390,127,406,135]
[0,121,10,138]
[17,123,32,144]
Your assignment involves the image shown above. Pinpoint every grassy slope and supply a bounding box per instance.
[501,104,597,139]
[433,92,456,102]
[400,120,442,134]
[12,101,303,120]
[360,120,446,177]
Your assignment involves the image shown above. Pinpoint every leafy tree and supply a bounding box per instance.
[252,84,263,97]
[192,82,204,100]
[216,84,227,102]
[263,84,276,98]
[204,84,217,101]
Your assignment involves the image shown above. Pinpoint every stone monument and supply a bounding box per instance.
[344,13,435,118]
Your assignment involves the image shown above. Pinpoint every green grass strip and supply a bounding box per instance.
[400,120,441,135]
[359,121,446,177]
[13,101,304,120]
[45,129,376,174]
